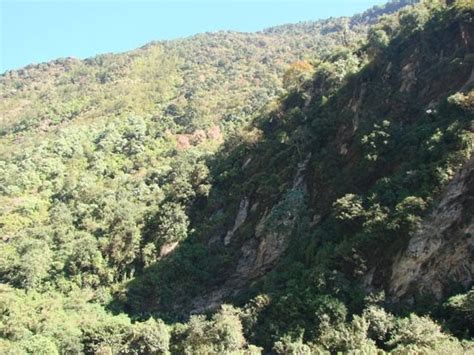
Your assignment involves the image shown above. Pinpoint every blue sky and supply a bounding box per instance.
[1,0,386,72]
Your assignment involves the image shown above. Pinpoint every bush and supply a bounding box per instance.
[127,318,170,354]
[387,314,450,351]
[333,194,365,224]
[177,305,250,354]
[273,335,312,355]
[314,314,378,353]
[362,305,395,343]
[443,290,474,337]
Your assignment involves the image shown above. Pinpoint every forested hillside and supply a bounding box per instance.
[1,0,473,354]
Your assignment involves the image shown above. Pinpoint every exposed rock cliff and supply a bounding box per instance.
[191,155,311,313]
[388,157,474,302]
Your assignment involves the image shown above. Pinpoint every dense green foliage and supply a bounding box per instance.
[1,0,473,353]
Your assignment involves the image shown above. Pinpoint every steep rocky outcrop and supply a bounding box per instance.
[191,154,311,313]
[224,198,249,246]
[388,158,474,302]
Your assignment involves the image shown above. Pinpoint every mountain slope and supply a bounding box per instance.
[0,0,417,292]
[0,1,417,141]
[1,1,473,354]
[125,1,473,349]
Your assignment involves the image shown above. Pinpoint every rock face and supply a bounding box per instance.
[224,198,249,246]
[159,241,180,258]
[234,153,311,282]
[191,156,311,313]
[388,158,474,302]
